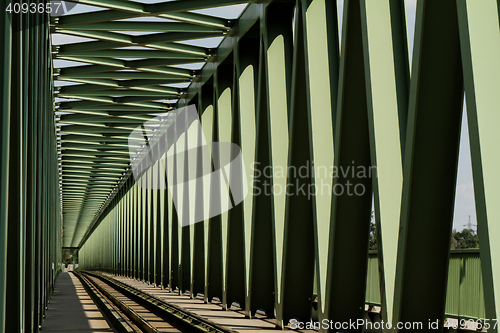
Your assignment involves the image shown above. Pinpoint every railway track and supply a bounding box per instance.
[73,271,236,333]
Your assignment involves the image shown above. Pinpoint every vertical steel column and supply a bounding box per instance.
[6,12,24,332]
[34,10,42,327]
[116,189,121,275]
[200,82,214,301]
[187,101,199,298]
[263,0,294,321]
[180,106,191,294]
[156,138,166,287]
[225,58,245,310]
[155,155,162,287]
[169,121,179,291]
[0,0,11,329]
[149,157,155,284]
[40,10,48,321]
[278,0,315,326]
[127,183,132,277]
[25,12,36,333]
[207,71,223,303]
[138,173,144,280]
[300,0,339,325]
[458,0,500,328]
[215,56,234,309]
[324,0,373,329]
[392,1,463,331]
[235,24,259,318]
[134,182,139,279]
[119,188,124,276]
[248,39,275,318]
[161,136,170,289]
[192,93,205,296]
[359,0,409,329]
[142,166,149,282]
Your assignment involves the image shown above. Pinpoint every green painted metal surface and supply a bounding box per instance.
[0,3,63,331]
[365,250,487,321]
[74,1,500,332]
[0,0,495,331]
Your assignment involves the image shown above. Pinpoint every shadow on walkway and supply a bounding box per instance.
[41,272,115,332]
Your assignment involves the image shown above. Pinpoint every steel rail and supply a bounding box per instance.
[78,271,236,333]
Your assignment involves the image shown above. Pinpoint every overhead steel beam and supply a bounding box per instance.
[57,7,229,28]
[147,0,254,14]
[55,29,133,43]
[63,0,145,13]
[59,71,192,80]
[57,49,204,60]
[59,22,226,32]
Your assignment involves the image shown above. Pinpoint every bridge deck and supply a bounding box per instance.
[42,272,115,333]
[104,274,314,333]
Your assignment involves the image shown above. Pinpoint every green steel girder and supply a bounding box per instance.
[63,171,123,180]
[147,0,256,15]
[58,65,127,76]
[58,59,201,77]
[62,164,128,171]
[62,195,110,200]
[63,176,125,184]
[56,29,134,43]
[61,151,130,158]
[62,189,116,194]
[60,155,131,163]
[358,0,408,330]
[0,2,11,330]
[59,114,153,124]
[121,79,192,88]
[117,95,177,104]
[57,99,170,110]
[458,0,500,327]
[56,34,212,55]
[55,77,119,87]
[57,109,170,117]
[133,33,218,48]
[59,90,178,98]
[57,41,124,54]
[57,82,181,95]
[59,71,192,80]
[57,56,126,68]
[59,134,145,142]
[64,0,145,13]
[56,7,229,28]
[61,179,122,185]
[58,22,226,32]
[55,83,132,94]
[54,8,134,26]
[42,0,500,330]
[61,123,134,132]
[61,144,131,151]
[63,172,122,181]
[57,49,204,60]
[63,184,119,189]
[58,93,173,107]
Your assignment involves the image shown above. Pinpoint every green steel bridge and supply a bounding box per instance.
[1,0,500,332]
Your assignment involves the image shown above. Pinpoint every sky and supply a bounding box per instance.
[53,0,476,231]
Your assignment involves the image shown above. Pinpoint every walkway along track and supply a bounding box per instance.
[73,271,237,333]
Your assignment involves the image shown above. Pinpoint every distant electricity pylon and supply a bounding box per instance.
[463,215,477,232]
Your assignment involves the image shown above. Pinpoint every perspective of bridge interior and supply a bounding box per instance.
[1,0,500,332]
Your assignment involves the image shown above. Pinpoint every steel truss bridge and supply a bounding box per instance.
[1,0,500,332]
